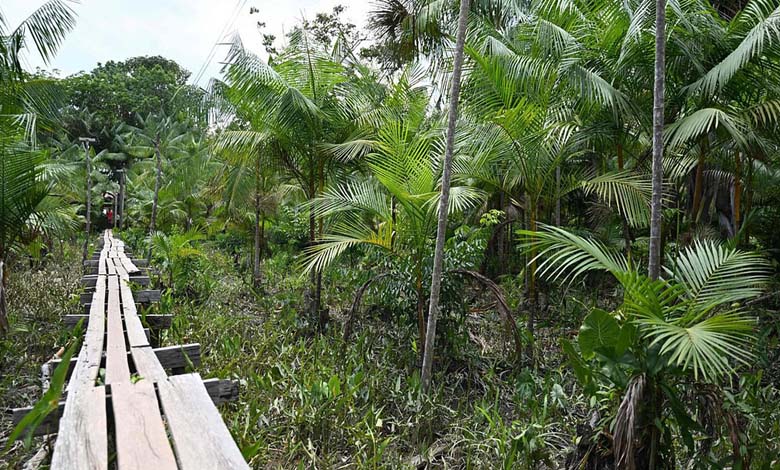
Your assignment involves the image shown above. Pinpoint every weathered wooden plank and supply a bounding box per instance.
[65,314,172,329]
[114,259,130,282]
[130,346,168,382]
[202,377,240,406]
[157,373,249,469]
[111,381,178,470]
[67,276,106,392]
[10,377,238,438]
[97,252,107,276]
[84,258,148,268]
[120,281,149,347]
[50,386,108,469]
[82,275,149,288]
[119,255,141,275]
[80,289,160,305]
[105,276,130,384]
[56,343,200,380]
[106,257,117,276]
[135,289,161,303]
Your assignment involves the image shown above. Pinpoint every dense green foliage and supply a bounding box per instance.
[3,0,780,468]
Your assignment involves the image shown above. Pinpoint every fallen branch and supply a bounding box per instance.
[449,269,523,364]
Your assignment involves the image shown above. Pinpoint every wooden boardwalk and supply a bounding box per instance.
[13,230,249,469]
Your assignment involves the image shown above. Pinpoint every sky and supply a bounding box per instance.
[2,0,372,86]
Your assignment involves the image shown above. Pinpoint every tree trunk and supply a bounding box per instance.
[744,157,753,245]
[148,136,162,261]
[416,261,426,360]
[526,201,538,365]
[733,151,742,242]
[555,167,562,226]
[317,160,327,329]
[0,261,8,337]
[617,143,633,259]
[692,138,708,223]
[253,157,261,287]
[83,145,92,261]
[420,0,470,394]
[118,169,126,230]
[306,171,318,324]
[648,0,667,281]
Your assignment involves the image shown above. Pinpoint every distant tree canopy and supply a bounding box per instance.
[60,56,204,146]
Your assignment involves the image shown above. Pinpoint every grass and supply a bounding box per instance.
[2,238,779,468]
[159,244,582,468]
[0,245,82,468]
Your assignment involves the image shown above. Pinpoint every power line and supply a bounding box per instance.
[191,0,248,87]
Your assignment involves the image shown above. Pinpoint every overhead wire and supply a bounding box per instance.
[190,0,248,87]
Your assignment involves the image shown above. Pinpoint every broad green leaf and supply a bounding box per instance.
[579,308,621,358]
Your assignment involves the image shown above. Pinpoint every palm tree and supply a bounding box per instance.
[211,145,288,287]
[421,0,471,394]
[524,224,770,467]
[126,113,187,249]
[304,68,483,353]
[0,133,46,335]
[458,1,654,361]
[649,0,668,280]
[0,0,78,336]
[216,29,367,327]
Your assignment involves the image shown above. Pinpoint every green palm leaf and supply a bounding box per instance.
[666,239,771,309]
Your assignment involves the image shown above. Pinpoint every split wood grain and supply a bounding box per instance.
[157,373,249,470]
[105,275,130,384]
[50,386,108,470]
[111,381,177,470]
[120,280,148,347]
[67,275,106,392]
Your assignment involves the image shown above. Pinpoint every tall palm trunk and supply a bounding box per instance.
[0,261,7,337]
[526,200,538,365]
[317,159,327,329]
[118,169,126,230]
[305,162,319,325]
[148,136,162,261]
[733,152,742,241]
[617,142,633,258]
[648,0,667,281]
[691,138,708,222]
[420,0,470,394]
[82,144,92,261]
[744,156,753,244]
[253,156,262,287]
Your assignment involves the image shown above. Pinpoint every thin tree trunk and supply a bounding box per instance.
[692,138,708,223]
[420,0,470,394]
[733,151,742,241]
[648,0,667,281]
[260,216,266,257]
[83,145,92,261]
[526,201,538,365]
[306,169,318,324]
[617,143,633,259]
[555,167,561,226]
[119,169,126,230]
[0,261,7,337]
[317,160,327,329]
[148,136,162,261]
[253,156,261,287]
[416,261,426,360]
[744,157,753,245]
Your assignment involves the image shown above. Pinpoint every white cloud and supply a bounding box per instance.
[2,0,372,85]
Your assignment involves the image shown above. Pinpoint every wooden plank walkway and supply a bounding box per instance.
[23,230,248,469]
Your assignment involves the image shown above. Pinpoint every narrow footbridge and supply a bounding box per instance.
[12,230,249,469]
